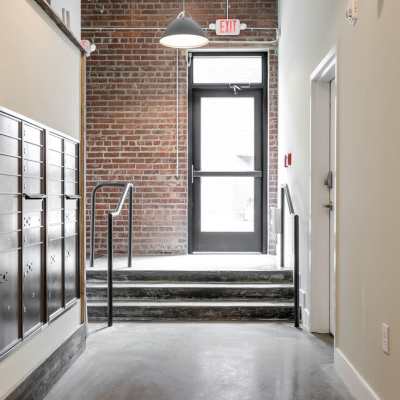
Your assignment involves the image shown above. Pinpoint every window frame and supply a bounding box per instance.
[192,54,264,86]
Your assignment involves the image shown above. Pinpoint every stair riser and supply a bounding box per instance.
[88,306,294,322]
[87,287,294,302]
[86,270,293,284]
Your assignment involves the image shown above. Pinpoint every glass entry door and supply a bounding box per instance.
[191,89,263,252]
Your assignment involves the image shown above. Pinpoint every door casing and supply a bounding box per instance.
[329,78,336,336]
[308,49,337,334]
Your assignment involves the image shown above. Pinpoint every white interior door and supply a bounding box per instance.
[329,78,337,335]
[310,52,336,333]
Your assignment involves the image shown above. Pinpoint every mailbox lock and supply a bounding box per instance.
[24,262,33,277]
[23,216,32,228]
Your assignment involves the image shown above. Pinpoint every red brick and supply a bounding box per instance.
[82,0,278,255]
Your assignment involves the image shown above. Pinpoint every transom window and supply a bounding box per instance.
[192,55,263,84]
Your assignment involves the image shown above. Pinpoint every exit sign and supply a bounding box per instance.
[216,19,241,36]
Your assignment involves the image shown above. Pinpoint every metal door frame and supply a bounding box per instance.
[188,52,269,253]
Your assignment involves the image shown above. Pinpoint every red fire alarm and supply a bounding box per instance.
[284,153,293,168]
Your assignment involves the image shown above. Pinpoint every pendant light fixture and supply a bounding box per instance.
[160,1,208,49]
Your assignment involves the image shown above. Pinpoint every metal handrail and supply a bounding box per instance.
[90,182,133,268]
[280,184,300,328]
[90,182,134,327]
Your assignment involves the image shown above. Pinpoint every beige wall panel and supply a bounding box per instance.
[0,2,82,399]
[0,0,80,138]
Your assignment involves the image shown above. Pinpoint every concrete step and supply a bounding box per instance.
[86,269,293,284]
[86,282,294,302]
[87,300,295,322]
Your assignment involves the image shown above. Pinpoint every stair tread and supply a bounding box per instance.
[88,300,294,307]
[87,282,294,289]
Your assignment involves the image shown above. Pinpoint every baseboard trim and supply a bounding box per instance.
[301,307,311,331]
[5,324,86,400]
[334,348,381,400]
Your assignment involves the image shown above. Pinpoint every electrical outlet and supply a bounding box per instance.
[382,323,390,354]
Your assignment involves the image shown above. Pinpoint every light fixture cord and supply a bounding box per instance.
[176,49,179,179]
[183,0,185,13]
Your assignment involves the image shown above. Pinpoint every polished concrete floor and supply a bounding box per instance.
[89,253,278,270]
[45,323,353,400]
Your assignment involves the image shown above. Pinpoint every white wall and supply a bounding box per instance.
[278,0,338,326]
[0,1,83,398]
[335,1,400,399]
[0,0,81,139]
[279,0,400,399]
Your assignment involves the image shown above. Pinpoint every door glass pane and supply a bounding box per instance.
[201,177,254,232]
[201,97,254,171]
[193,56,262,84]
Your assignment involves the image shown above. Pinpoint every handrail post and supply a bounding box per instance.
[294,214,300,328]
[90,186,99,268]
[280,186,285,268]
[90,181,134,325]
[107,213,113,327]
[127,186,133,268]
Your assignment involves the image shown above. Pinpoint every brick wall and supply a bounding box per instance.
[82,0,278,256]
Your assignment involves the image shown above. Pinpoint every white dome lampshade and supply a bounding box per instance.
[160,11,209,49]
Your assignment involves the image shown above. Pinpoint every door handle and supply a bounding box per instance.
[324,171,333,189]
[65,194,81,200]
[192,171,262,178]
[23,193,47,200]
